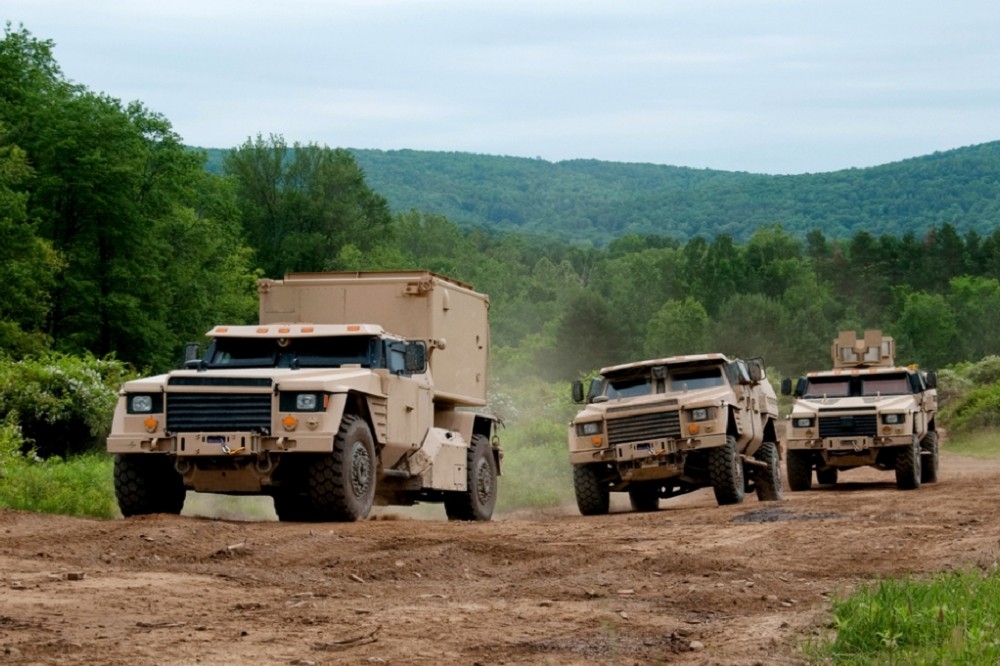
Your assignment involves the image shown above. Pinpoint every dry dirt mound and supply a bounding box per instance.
[2,452,1000,665]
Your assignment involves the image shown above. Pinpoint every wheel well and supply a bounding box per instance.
[763,418,778,443]
[345,393,380,451]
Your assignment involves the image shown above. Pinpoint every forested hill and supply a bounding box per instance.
[202,141,1000,246]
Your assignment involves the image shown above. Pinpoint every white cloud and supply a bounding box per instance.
[4,0,1000,173]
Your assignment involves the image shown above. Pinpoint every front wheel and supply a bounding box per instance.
[895,436,922,491]
[753,441,783,501]
[708,436,745,506]
[573,464,610,516]
[786,450,813,491]
[920,431,939,484]
[114,454,186,517]
[308,415,377,521]
[445,435,498,521]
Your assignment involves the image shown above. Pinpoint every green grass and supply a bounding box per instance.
[942,429,1000,458]
[809,569,1000,664]
[0,450,119,519]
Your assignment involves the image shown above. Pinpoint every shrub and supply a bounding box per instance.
[0,352,136,458]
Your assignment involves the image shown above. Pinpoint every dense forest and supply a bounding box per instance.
[203,143,1000,247]
[3,24,1000,391]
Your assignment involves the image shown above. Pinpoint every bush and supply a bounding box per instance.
[0,352,136,458]
[941,383,1000,434]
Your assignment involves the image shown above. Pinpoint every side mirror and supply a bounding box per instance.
[587,378,602,403]
[571,380,584,404]
[747,358,764,383]
[735,360,752,385]
[924,371,937,390]
[405,342,428,373]
[794,377,808,398]
[780,377,792,396]
[183,343,205,370]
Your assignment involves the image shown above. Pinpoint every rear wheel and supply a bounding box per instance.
[445,435,498,521]
[920,431,939,484]
[308,415,377,521]
[786,450,813,491]
[708,436,745,506]
[573,464,610,516]
[628,484,660,512]
[114,454,185,517]
[895,436,922,491]
[753,441,783,501]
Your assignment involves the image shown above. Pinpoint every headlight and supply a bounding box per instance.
[130,395,153,413]
[279,392,327,412]
[882,413,903,425]
[793,417,815,428]
[127,394,161,414]
[690,408,709,421]
[296,393,318,411]
[576,421,602,436]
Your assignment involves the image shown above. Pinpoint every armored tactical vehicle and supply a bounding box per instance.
[108,271,502,522]
[568,354,782,515]
[781,330,938,491]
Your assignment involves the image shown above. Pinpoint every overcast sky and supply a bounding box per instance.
[5,0,1000,174]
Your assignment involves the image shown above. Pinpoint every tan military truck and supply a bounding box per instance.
[781,330,939,491]
[107,271,501,522]
[568,354,782,515]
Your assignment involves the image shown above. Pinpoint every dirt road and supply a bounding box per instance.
[2,452,999,665]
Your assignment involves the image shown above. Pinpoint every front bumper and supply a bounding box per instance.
[568,431,729,466]
[107,431,337,455]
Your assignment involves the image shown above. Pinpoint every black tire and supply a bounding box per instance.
[308,415,377,521]
[920,431,939,484]
[573,464,610,516]
[445,435,498,521]
[895,436,922,491]
[628,484,660,512]
[708,436,745,506]
[753,441,783,501]
[114,454,185,517]
[786,450,813,492]
[816,466,839,485]
[272,488,315,522]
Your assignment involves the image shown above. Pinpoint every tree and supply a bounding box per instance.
[224,134,393,278]
[549,291,624,381]
[946,276,1000,362]
[891,291,957,369]
[643,297,709,358]
[1,26,255,369]
[0,135,61,355]
[710,294,790,371]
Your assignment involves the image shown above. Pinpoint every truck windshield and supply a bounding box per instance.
[669,367,724,391]
[605,376,653,399]
[860,375,912,396]
[205,336,374,369]
[804,374,913,398]
[803,377,850,398]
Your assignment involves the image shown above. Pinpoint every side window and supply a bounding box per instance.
[388,343,407,375]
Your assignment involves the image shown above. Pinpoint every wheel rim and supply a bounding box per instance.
[349,440,372,498]
[473,458,493,507]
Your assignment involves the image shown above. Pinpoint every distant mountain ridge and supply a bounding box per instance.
[201,142,1000,245]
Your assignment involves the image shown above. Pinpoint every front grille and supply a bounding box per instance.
[819,413,877,438]
[166,393,272,433]
[607,410,681,446]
